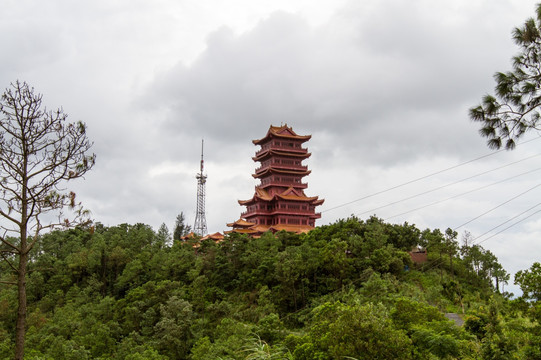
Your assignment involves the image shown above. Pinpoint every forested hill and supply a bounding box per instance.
[0,216,539,359]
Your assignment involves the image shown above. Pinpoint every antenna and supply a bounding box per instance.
[194,139,208,236]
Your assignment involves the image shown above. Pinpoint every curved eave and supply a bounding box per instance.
[226,228,260,234]
[276,194,322,202]
[253,149,311,161]
[270,224,314,233]
[239,188,273,204]
[227,224,270,234]
[226,219,256,228]
[253,167,311,178]
[201,232,225,241]
[253,134,311,145]
[253,125,311,145]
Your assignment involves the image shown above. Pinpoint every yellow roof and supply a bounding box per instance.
[239,186,324,205]
[201,232,225,241]
[226,218,256,228]
[270,224,314,233]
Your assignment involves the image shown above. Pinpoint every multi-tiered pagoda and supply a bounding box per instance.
[227,124,324,236]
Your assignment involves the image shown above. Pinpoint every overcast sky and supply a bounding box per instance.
[2,0,540,294]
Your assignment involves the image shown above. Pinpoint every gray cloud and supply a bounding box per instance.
[145,1,525,168]
[1,0,539,295]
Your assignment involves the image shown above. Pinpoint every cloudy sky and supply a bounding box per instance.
[2,0,540,294]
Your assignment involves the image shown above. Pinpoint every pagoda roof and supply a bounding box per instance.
[180,231,198,240]
[239,186,324,205]
[253,124,311,145]
[270,224,314,233]
[253,167,311,178]
[225,224,269,234]
[226,218,257,228]
[227,223,314,235]
[201,232,225,241]
[253,149,311,161]
[238,188,272,205]
[276,186,323,202]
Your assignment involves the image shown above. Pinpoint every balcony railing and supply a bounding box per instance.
[242,208,317,217]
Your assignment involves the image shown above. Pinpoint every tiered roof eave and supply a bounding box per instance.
[252,124,311,145]
[238,187,324,206]
[252,167,311,179]
[252,149,311,161]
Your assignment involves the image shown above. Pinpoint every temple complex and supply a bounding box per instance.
[227,124,324,236]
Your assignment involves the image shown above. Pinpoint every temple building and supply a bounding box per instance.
[227,124,324,236]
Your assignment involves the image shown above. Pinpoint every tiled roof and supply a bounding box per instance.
[228,223,314,235]
[239,187,323,205]
[270,224,314,233]
[253,124,311,145]
[226,218,256,228]
[201,232,225,241]
[180,232,198,240]
[253,167,311,178]
[253,149,311,161]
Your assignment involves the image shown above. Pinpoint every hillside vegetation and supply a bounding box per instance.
[0,216,539,359]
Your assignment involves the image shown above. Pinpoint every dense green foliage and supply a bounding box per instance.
[0,216,539,359]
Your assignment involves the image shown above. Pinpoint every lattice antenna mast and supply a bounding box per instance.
[194,139,208,236]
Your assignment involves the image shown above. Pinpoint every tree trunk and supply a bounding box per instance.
[15,251,27,360]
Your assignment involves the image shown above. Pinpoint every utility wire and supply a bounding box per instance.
[471,201,541,245]
[453,182,541,230]
[474,209,541,246]
[322,136,541,214]
[374,167,541,220]
[364,155,541,219]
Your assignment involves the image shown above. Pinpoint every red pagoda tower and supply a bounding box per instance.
[227,124,324,236]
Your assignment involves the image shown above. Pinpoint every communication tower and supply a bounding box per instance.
[194,139,208,236]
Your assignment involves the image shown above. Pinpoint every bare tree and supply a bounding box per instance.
[0,81,95,360]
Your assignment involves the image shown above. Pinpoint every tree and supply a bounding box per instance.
[515,262,541,301]
[156,223,171,248]
[173,212,191,241]
[0,81,95,359]
[470,3,541,149]
[444,228,459,276]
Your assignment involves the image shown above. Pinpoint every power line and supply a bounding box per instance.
[369,156,541,218]
[376,167,541,220]
[474,209,541,246]
[322,136,541,214]
[453,182,541,230]
[471,201,541,245]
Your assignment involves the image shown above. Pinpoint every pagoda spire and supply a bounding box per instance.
[194,139,208,236]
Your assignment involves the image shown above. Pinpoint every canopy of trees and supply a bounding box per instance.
[0,216,538,359]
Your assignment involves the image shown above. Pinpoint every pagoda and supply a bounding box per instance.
[227,124,324,236]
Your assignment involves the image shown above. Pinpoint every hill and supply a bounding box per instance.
[0,216,539,359]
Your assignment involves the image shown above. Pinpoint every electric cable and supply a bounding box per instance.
[471,201,541,244]
[321,135,541,214]
[474,209,541,246]
[453,182,541,230]
[376,167,541,220]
